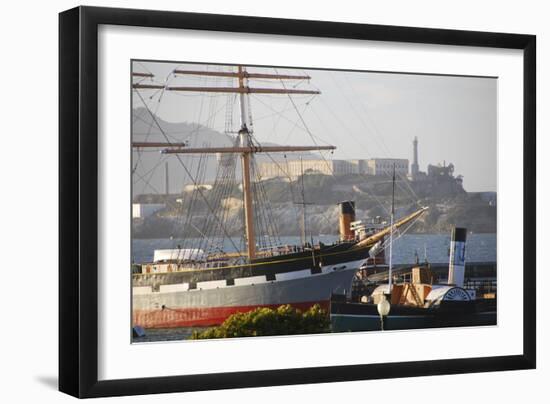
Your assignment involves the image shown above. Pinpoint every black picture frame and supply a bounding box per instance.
[59,6,536,398]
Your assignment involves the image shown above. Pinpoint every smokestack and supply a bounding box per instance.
[338,201,356,241]
[411,136,419,181]
[448,227,467,287]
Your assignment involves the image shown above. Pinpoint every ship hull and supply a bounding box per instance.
[330,299,497,332]
[133,262,361,328]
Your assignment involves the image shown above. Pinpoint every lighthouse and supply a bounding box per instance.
[411,136,419,181]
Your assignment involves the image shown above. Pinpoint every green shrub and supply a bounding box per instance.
[189,304,330,339]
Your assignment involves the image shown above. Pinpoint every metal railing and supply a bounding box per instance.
[462,278,497,295]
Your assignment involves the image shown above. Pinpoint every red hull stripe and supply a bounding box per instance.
[133,300,330,328]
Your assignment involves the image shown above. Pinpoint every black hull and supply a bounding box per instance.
[330,299,497,332]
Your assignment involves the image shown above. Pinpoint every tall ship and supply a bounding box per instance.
[131,64,428,328]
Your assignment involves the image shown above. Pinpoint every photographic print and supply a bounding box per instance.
[131,60,497,343]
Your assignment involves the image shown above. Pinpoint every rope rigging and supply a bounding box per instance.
[132,62,426,267]
[134,90,243,257]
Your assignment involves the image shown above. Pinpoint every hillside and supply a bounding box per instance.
[133,174,496,238]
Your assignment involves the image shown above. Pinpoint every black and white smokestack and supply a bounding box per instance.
[448,227,467,287]
[338,201,356,241]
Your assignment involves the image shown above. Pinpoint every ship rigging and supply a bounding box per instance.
[130,62,428,329]
[133,65,339,261]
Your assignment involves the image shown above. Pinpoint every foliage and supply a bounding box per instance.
[189,304,330,339]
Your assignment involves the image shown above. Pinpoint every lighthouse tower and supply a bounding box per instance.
[411,136,419,181]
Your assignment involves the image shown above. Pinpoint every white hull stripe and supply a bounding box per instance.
[133,286,152,295]
[159,283,189,293]
[196,279,227,290]
[234,275,268,286]
[133,258,367,295]
[275,269,311,282]
[321,259,366,274]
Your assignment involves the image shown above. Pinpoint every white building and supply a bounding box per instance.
[258,158,408,179]
[366,158,409,177]
[132,203,165,219]
[259,159,367,180]
[259,159,326,179]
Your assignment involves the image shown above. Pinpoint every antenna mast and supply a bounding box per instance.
[388,164,396,293]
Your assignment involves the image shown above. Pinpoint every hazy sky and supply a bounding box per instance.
[133,61,497,192]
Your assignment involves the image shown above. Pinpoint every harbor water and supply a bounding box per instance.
[132,233,496,265]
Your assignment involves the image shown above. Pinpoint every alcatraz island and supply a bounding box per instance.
[133,134,496,239]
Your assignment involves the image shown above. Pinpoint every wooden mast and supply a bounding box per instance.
[134,143,335,152]
[132,72,154,78]
[353,206,429,249]
[133,65,327,262]
[237,65,256,260]
[133,83,320,95]
[160,145,335,154]
[132,142,188,148]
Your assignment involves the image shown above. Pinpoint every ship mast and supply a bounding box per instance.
[133,65,330,262]
[237,66,256,259]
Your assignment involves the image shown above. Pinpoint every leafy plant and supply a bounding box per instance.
[189,304,330,339]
